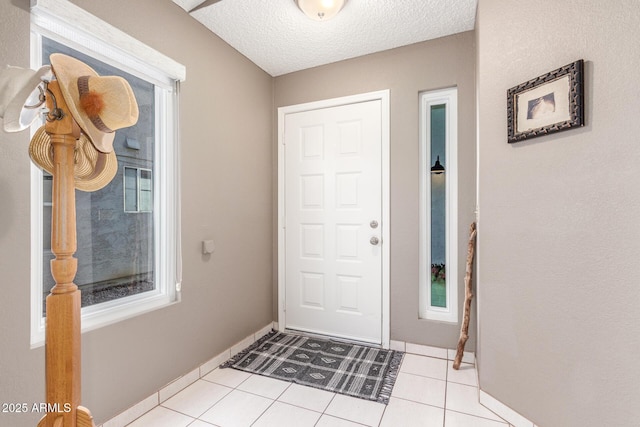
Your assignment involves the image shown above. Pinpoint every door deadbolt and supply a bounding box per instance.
[370,220,379,229]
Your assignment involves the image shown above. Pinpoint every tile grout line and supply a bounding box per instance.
[162,380,237,421]
[120,323,275,427]
[446,408,510,425]
[248,397,277,427]
[443,357,449,427]
[377,397,387,427]
[155,405,198,426]
[157,404,195,421]
[322,392,337,417]
[312,392,338,427]
[220,373,278,426]
[204,357,463,426]
[124,332,480,427]
[253,380,295,425]
[201,374,339,423]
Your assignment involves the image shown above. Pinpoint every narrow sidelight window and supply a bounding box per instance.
[419,88,458,322]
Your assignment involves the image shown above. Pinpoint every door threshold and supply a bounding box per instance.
[283,327,383,349]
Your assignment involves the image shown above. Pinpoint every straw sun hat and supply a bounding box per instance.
[29,125,117,192]
[49,53,139,154]
[27,53,139,192]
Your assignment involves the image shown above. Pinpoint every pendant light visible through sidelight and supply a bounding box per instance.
[431,155,445,174]
[296,0,347,21]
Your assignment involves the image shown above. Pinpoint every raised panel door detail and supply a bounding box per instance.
[300,174,324,210]
[337,120,362,156]
[301,125,324,160]
[336,172,360,209]
[300,224,324,259]
[336,275,361,314]
[336,224,360,260]
[301,272,325,309]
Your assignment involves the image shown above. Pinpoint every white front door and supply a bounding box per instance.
[281,98,384,344]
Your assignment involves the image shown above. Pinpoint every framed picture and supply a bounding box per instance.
[507,59,584,143]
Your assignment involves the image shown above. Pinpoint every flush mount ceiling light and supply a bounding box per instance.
[296,0,347,21]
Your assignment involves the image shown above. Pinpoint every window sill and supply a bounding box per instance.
[30,292,180,349]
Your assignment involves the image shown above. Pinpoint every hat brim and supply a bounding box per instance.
[3,65,53,132]
[49,53,115,154]
[29,125,118,192]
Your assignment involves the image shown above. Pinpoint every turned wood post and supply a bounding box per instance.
[38,81,95,427]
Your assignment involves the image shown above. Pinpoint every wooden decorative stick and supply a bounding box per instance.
[37,81,95,427]
[453,222,477,370]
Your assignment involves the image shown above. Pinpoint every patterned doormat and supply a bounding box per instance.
[220,330,404,404]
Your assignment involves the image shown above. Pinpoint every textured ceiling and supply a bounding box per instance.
[174,0,477,77]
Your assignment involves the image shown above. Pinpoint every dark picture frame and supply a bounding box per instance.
[507,59,584,143]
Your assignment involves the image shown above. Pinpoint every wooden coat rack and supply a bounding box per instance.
[38,80,95,427]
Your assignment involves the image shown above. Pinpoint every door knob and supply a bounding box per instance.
[370,236,380,245]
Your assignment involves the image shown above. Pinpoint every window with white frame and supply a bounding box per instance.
[30,0,184,347]
[419,87,458,322]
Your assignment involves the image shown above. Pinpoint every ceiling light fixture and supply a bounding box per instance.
[295,0,347,21]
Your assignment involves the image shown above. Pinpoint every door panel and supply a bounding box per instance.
[284,100,382,343]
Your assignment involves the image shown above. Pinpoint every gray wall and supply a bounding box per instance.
[274,32,477,349]
[0,3,44,427]
[0,0,273,425]
[476,1,640,426]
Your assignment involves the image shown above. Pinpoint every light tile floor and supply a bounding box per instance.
[125,352,510,427]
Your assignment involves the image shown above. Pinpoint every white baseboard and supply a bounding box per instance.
[390,339,538,426]
[389,339,475,364]
[98,321,276,427]
[479,390,538,427]
[101,327,539,427]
